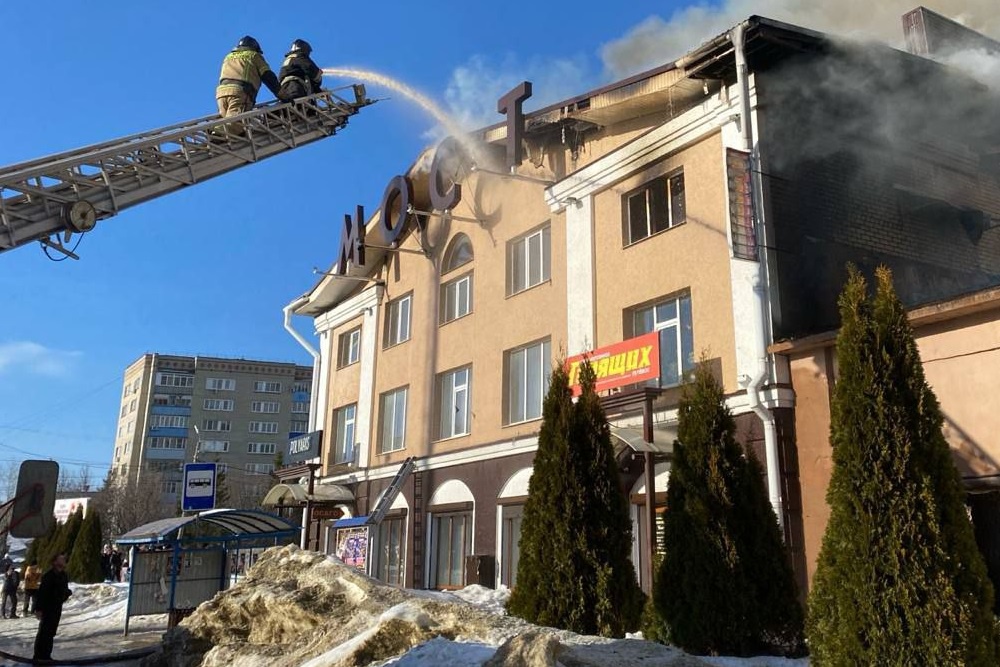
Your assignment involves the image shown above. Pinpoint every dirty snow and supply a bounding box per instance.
[1,545,810,666]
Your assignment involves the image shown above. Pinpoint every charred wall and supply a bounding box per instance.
[755,46,1000,339]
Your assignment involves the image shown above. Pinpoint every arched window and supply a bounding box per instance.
[440,234,474,324]
[443,234,473,274]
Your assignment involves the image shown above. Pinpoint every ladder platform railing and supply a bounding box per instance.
[368,457,416,526]
[0,85,373,256]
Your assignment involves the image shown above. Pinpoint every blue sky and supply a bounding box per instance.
[4,0,994,482]
[1,1,726,482]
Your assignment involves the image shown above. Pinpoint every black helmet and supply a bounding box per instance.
[237,36,262,53]
[288,39,312,56]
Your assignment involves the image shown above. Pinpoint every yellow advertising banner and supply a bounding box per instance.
[567,332,660,395]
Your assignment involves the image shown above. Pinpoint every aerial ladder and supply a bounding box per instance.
[0,85,374,259]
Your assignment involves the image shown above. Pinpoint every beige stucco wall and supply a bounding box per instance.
[324,314,364,470]
[369,169,567,467]
[786,299,1000,591]
[592,132,738,391]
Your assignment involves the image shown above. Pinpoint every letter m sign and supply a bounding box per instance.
[336,205,366,275]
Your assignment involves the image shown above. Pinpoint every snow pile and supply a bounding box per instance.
[139,544,805,667]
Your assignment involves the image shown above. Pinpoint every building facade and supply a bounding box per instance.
[110,354,312,510]
[285,13,1000,593]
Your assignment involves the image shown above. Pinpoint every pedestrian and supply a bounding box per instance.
[2,564,19,618]
[23,560,41,615]
[110,548,123,583]
[33,553,72,662]
[277,39,323,102]
[101,544,113,582]
[0,552,12,573]
[215,36,282,135]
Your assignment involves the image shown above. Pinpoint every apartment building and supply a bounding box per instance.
[111,353,312,509]
[283,11,1000,593]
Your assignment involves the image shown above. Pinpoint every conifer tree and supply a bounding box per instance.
[655,362,804,656]
[41,507,83,566]
[807,266,998,665]
[507,360,643,636]
[68,509,104,583]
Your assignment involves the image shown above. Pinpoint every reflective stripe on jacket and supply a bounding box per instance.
[217,48,273,100]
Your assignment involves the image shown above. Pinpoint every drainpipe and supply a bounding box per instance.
[283,295,320,550]
[732,22,784,534]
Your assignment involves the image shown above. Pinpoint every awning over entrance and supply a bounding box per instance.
[261,482,354,507]
[610,423,677,456]
[116,509,300,545]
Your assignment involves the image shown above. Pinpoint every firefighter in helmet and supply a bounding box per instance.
[277,39,324,102]
[215,36,282,132]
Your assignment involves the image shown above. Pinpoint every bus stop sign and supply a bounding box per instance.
[182,463,217,512]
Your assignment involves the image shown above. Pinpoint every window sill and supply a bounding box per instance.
[439,310,473,328]
[505,279,552,300]
[502,417,543,429]
[377,448,407,456]
[336,360,360,370]
[382,338,411,352]
[623,221,686,249]
[433,432,471,444]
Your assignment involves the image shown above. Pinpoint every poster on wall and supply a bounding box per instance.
[336,527,368,570]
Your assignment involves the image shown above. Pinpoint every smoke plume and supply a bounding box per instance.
[600,1,1000,79]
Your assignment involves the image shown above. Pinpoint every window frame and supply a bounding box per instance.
[439,271,473,325]
[436,366,471,440]
[629,292,695,389]
[622,170,686,246]
[203,398,234,412]
[247,442,276,455]
[379,387,408,454]
[205,377,236,391]
[334,403,357,465]
[253,381,282,393]
[250,400,280,414]
[337,326,362,368]
[248,421,279,434]
[503,338,551,426]
[383,294,413,349]
[506,224,551,296]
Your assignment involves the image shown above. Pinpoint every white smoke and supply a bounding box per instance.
[441,53,594,132]
[600,1,1000,79]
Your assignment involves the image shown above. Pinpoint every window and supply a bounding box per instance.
[245,463,275,475]
[437,367,471,439]
[120,404,128,418]
[383,294,412,348]
[154,394,192,407]
[249,421,278,434]
[130,399,137,413]
[247,442,276,455]
[624,171,686,245]
[375,515,406,586]
[292,382,310,393]
[443,234,473,273]
[161,481,180,494]
[201,419,231,432]
[631,293,694,388]
[254,381,282,393]
[216,463,228,474]
[507,225,551,296]
[146,461,181,473]
[334,404,357,464]
[206,377,235,391]
[149,414,188,428]
[251,401,280,414]
[431,511,472,589]
[440,273,473,324]
[156,372,193,388]
[199,440,229,453]
[337,327,362,367]
[204,398,234,411]
[147,436,187,450]
[504,339,551,424]
[289,420,308,433]
[379,387,408,453]
[291,402,309,414]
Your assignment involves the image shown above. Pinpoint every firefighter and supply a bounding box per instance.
[214,36,282,135]
[277,39,324,102]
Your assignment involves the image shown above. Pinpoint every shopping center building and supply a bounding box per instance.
[274,10,1000,594]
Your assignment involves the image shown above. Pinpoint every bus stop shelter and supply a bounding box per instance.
[116,509,300,633]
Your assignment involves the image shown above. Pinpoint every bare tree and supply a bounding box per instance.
[91,470,173,542]
[0,460,19,501]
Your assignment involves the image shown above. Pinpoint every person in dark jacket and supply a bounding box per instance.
[110,548,123,583]
[277,39,324,102]
[33,554,71,661]
[2,564,19,618]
